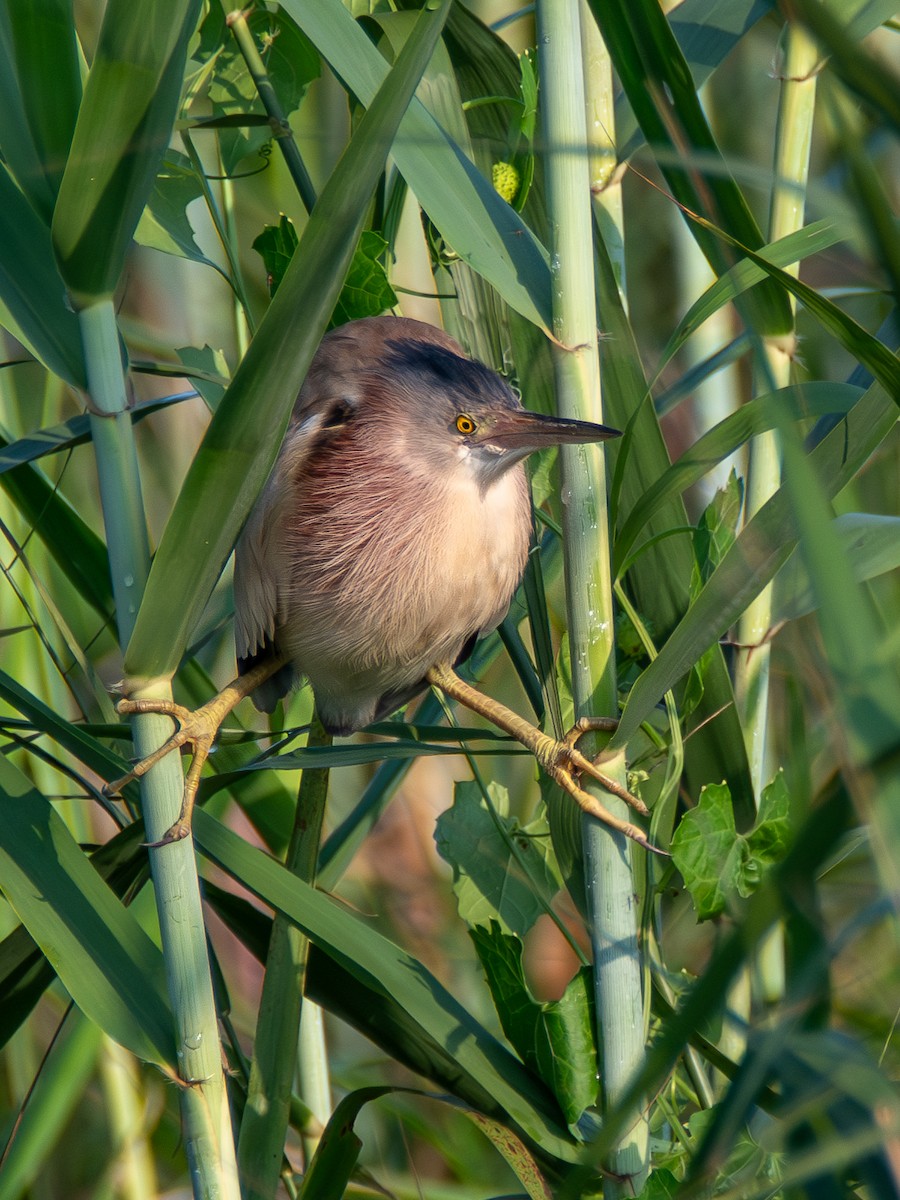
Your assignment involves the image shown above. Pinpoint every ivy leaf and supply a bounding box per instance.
[252,213,298,296]
[636,1169,680,1200]
[330,230,398,325]
[135,150,213,266]
[469,922,597,1126]
[253,221,397,323]
[434,781,559,938]
[194,6,319,175]
[671,772,791,919]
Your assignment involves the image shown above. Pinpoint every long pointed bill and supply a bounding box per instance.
[484,408,620,452]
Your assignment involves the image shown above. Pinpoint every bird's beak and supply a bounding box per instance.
[484,409,621,452]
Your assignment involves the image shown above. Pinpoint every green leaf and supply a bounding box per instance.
[126,0,453,679]
[587,0,791,337]
[0,1012,103,1199]
[792,0,900,135]
[611,380,897,749]
[696,223,900,403]
[615,383,861,574]
[470,923,598,1126]
[282,0,552,329]
[682,472,743,717]
[330,230,398,325]
[657,218,847,375]
[0,0,81,221]
[134,149,216,267]
[435,782,560,937]
[253,222,396,318]
[692,471,743,590]
[0,164,86,387]
[194,810,578,1160]
[774,513,900,622]
[615,0,774,155]
[195,4,319,176]
[298,1086,390,1199]
[0,759,173,1067]
[636,1168,680,1200]
[251,214,298,296]
[671,773,791,919]
[593,231,755,834]
[52,0,202,302]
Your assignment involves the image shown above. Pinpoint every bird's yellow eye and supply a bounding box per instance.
[455,413,477,435]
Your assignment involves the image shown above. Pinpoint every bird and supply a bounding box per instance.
[109,316,657,851]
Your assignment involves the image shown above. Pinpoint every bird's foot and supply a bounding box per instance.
[105,692,232,846]
[533,719,667,857]
[426,663,665,855]
[105,660,286,846]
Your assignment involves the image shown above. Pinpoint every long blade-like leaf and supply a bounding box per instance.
[52,0,201,301]
[281,0,551,330]
[0,759,173,1069]
[194,810,579,1161]
[126,0,453,678]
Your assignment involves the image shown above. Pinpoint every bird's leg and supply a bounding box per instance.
[105,658,285,846]
[426,662,664,856]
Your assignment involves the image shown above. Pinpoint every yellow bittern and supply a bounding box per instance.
[110,317,656,851]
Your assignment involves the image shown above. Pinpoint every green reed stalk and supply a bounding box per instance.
[581,0,625,298]
[734,22,819,1004]
[238,718,332,1199]
[81,298,240,1199]
[537,2,648,1191]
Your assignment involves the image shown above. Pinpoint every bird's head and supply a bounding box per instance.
[379,337,621,488]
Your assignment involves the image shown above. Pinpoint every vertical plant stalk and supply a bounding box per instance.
[537,1,649,1192]
[237,717,332,1199]
[81,299,240,1199]
[581,0,625,299]
[733,23,819,1003]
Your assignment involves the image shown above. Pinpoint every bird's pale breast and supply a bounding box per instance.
[276,432,532,732]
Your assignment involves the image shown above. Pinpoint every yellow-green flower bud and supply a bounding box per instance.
[492,161,520,205]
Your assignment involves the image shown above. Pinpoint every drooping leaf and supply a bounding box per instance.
[611,380,897,749]
[470,922,598,1126]
[281,0,552,330]
[134,149,217,268]
[773,513,900,623]
[435,782,560,938]
[194,809,578,1160]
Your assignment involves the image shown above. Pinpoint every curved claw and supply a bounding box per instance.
[106,697,220,846]
[547,760,668,857]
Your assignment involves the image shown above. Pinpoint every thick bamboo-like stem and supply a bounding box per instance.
[81,299,240,1199]
[537,2,649,1192]
[238,716,332,1198]
[733,23,819,1004]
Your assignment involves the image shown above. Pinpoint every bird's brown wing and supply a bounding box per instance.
[233,421,314,712]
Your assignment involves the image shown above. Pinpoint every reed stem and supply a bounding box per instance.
[537,2,648,1190]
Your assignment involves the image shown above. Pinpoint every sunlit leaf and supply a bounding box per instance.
[671,773,791,919]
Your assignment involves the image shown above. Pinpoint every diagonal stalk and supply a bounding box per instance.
[81,298,241,1199]
[537,1,649,1191]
